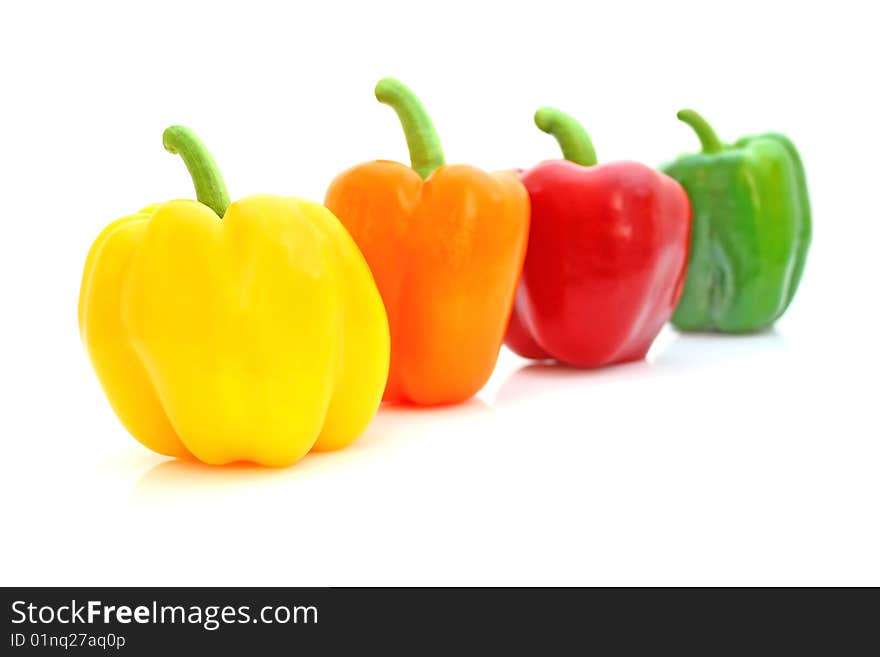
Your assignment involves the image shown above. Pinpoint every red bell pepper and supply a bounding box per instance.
[505,108,692,367]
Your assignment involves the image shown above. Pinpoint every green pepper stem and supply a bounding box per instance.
[534,107,598,167]
[676,109,724,154]
[162,126,231,217]
[375,78,445,179]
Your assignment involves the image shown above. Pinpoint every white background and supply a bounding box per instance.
[1,0,878,586]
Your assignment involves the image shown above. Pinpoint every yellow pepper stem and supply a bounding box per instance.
[162,126,231,217]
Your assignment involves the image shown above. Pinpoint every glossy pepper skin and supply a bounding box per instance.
[325,79,529,405]
[661,110,811,332]
[505,108,691,367]
[79,127,390,466]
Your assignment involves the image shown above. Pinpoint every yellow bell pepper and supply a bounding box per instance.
[78,126,390,467]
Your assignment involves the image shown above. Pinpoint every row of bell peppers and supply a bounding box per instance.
[79,78,812,467]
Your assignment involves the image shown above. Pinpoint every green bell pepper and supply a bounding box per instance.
[661,109,811,332]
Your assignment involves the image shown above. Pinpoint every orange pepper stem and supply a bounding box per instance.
[162,125,231,218]
[375,78,445,179]
[534,107,598,167]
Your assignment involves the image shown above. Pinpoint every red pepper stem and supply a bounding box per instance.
[676,109,724,154]
[162,126,231,218]
[375,78,445,179]
[534,107,598,167]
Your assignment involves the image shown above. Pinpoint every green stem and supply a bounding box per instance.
[162,126,231,217]
[534,107,597,167]
[676,109,724,154]
[375,78,445,179]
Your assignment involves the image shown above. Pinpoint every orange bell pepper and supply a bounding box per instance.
[325,78,529,406]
